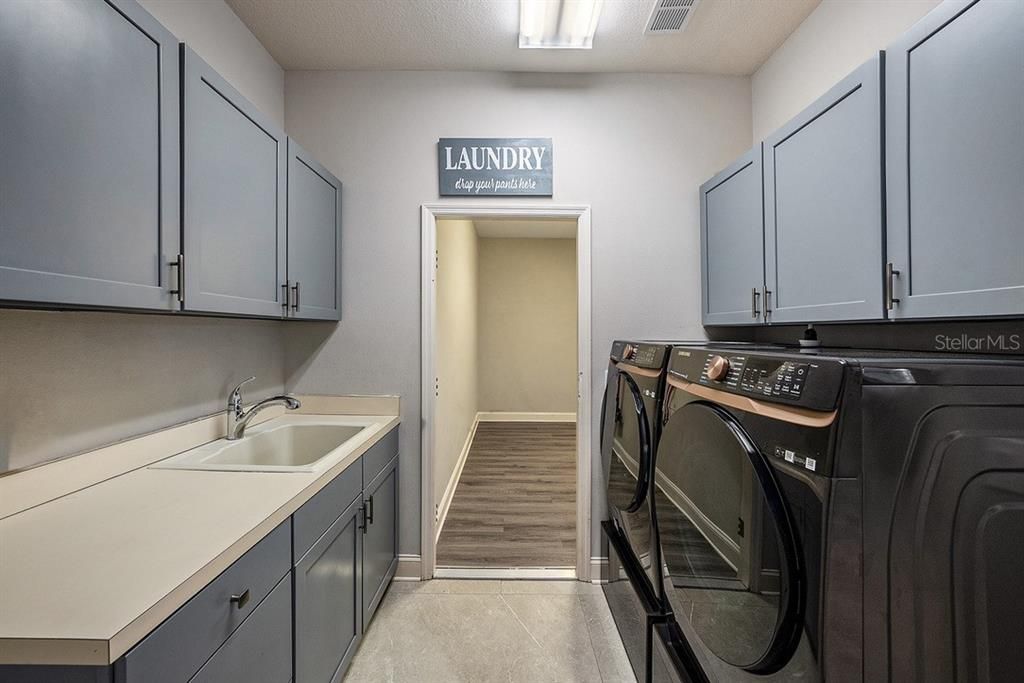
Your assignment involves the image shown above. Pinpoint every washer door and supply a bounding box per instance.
[656,399,805,674]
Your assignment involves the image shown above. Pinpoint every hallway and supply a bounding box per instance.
[437,422,576,567]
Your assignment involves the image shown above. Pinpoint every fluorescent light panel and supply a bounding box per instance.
[519,0,604,49]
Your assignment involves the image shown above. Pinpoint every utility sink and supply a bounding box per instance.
[153,419,373,473]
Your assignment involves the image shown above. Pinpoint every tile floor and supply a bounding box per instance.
[344,579,636,683]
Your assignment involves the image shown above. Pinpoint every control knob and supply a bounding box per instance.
[622,344,636,360]
[707,355,730,381]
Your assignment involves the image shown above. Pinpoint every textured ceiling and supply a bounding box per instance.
[225,0,821,74]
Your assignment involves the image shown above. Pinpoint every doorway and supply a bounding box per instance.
[420,205,592,580]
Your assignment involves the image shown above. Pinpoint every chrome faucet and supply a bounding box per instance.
[226,376,301,440]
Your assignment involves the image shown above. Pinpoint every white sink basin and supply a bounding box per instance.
[153,419,373,473]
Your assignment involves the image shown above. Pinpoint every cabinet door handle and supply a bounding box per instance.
[751,288,761,319]
[281,280,291,314]
[168,254,184,303]
[359,502,368,534]
[291,282,300,312]
[366,494,374,525]
[230,589,250,610]
[764,289,772,319]
[885,263,901,311]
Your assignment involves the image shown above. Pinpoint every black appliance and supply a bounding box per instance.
[600,340,673,681]
[650,343,1024,682]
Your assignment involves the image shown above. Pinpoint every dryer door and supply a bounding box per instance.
[656,398,806,675]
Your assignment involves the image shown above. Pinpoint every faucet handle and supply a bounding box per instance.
[229,376,256,402]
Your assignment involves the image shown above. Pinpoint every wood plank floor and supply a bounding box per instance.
[436,422,576,568]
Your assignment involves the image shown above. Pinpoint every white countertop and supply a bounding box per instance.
[0,396,400,666]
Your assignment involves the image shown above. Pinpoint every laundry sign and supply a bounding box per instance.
[438,138,552,196]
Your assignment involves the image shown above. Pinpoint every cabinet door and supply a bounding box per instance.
[182,46,287,317]
[362,456,398,624]
[885,0,1024,319]
[764,56,885,323]
[287,139,342,321]
[700,146,766,325]
[0,0,179,311]
[294,496,362,683]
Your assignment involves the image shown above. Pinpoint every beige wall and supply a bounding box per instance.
[0,1,289,473]
[751,0,941,140]
[478,238,577,414]
[139,0,285,127]
[433,220,479,514]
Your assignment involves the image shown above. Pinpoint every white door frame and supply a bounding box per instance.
[420,203,593,581]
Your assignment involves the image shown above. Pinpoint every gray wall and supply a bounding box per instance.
[0,309,285,472]
[751,0,939,140]
[283,70,750,557]
[138,0,285,127]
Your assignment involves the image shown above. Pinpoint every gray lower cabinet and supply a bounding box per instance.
[763,55,884,323]
[362,456,399,624]
[119,521,291,683]
[0,432,400,683]
[287,139,343,321]
[190,574,293,683]
[0,0,180,311]
[293,426,399,683]
[181,46,288,318]
[700,146,766,325]
[885,0,1024,319]
[294,496,363,683]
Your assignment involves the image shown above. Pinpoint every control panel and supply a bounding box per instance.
[611,340,668,370]
[740,358,809,399]
[668,347,845,412]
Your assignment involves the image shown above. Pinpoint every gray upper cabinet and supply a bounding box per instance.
[700,146,766,325]
[885,0,1024,319]
[0,0,180,311]
[764,55,885,323]
[181,46,287,318]
[287,139,342,321]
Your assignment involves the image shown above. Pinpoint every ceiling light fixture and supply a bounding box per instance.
[519,0,604,50]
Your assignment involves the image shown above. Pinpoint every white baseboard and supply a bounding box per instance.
[434,566,577,580]
[477,411,576,423]
[589,556,608,584]
[434,415,480,543]
[394,554,422,581]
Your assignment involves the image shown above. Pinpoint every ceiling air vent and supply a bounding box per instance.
[645,0,700,35]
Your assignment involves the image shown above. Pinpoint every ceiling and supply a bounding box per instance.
[474,219,577,239]
[225,0,821,74]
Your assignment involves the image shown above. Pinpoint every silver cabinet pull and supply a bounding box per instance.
[764,289,772,319]
[281,280,290,314]
[751,288,761,319]
[291,282,300,312]
[230,589,250,609]
[885,263,901,311]
[168,254,184,303]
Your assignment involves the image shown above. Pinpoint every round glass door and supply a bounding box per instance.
[656,398,804,674]
[602,369,652,514]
